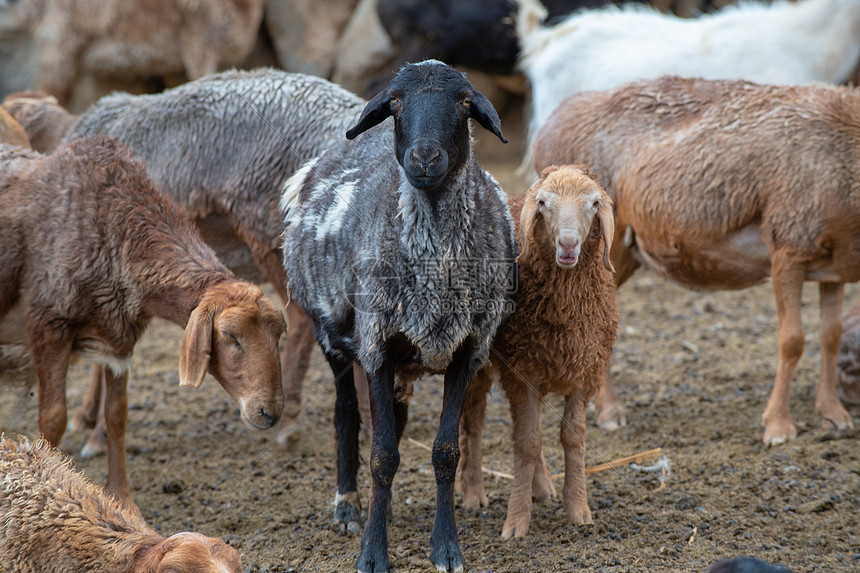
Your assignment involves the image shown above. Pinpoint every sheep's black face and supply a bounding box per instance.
[346,60,507,191]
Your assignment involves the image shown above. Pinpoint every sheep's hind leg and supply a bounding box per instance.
[816,282,853,430]
[103,367,138,512]
[326,351,363,535]
[68,363,102,431]
[456,366,492,509]
[595,368,626,430]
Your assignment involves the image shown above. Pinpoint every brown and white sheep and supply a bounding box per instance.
[0,435,243,573]
[457,165,618,538]
[7,0,266,105]
[534,76,860,445]
[0,135,285,508]
[837,301,860,405]
[2,69,370,449]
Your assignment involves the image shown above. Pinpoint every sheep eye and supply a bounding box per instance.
[593,200,600,208]
[462,97,472,107]
[538,199,545,206]
[229,334,242,351]
[390,97,399,106]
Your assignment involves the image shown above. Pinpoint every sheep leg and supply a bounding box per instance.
[816,282,853,430]
[103,367,137,511]
[80,368,109,458]
[356,358,399,573]
[501,384,542,540]
[429,340,483,572]
[32,14,82,104]
[560,388,592,524]
[762,258,805,445]
[273,302,316,444]
[326,351,363,535]
[32,337,72,447]
[456,366,492,509]
[595,368,627,430]
[531,403,556,502]
[68,363,103,431]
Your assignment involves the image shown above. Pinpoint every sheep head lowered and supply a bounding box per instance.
[136,532,243,573]
[345,58,508,190]
[519,164,615,270]
[179,281,286,430]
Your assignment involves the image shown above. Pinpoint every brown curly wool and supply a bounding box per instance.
[0,435,242,573]
[458,164,618,539]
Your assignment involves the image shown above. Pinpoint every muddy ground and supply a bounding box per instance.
[2,122,860,573]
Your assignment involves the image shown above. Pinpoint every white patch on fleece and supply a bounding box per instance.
[316,180,356,241]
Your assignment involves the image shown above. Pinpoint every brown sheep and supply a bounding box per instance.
[2,72,371,451]
[0,135,285,509]
[457,165,618,538]
[0,107,29,148]
[0,435,243,573]
[7,0,266,105]
[837,301,860,405]
[534,76,860,445]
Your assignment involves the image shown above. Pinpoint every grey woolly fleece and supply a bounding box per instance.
[67,67,366,252]
[282,124,517,376]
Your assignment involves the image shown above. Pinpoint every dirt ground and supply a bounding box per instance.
[2,116,860,573]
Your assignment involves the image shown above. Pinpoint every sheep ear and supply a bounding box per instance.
[467,90,508,143]
[179,304,213,389]
[346,89,393,139]
[516,192,540,263]
[597,197,616,273]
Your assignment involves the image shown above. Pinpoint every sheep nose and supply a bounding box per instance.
[259,407,277,427]
[558,239,579,254]
[409,148,442,172]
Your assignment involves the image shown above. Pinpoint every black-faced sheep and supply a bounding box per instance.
[518,0,860,167]
[534,76,860,445]
[0,435,243,573]
[3,68,369,448]
[6,0,267,105]
[0,135,285,509]
[457,164,618,538]
[281,60,517,573]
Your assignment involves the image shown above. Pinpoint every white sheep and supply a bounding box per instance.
[518,0,860,166]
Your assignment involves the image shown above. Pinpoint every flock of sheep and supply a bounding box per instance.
[1,0,859,572]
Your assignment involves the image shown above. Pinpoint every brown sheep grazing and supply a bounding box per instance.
[0,435,243,573]
[0,135,285,509]
[534,76,860,445]
[457,165,618,538]
[0,107,29,148]
[837,301,860,405]
[6,0,266,104]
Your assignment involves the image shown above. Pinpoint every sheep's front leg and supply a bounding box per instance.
[762,256,805,445]
[103,366,138,512]
[324,351,364,535]
[816,282,853,430]
[274,303,316,444]
[430,341,483,572]
[501,384,542,540]
[456,366,492,509]
[560,388,592,525]
[356,358,398,573]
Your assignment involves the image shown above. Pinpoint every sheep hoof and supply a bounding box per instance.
[501,517,529,540]
[67,410,97,432]
[79,431,107,459]
[597,406,626,431]
[762,421,797,447]
[429,538,465,572]
[334,502,362,535]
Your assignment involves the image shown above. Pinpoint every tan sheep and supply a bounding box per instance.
[534,76,860,445]
[8,0,266,104]
[0,135,285,509]
[457,165,618,538]
[0,435,243,573]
